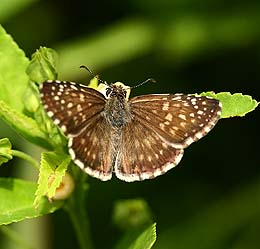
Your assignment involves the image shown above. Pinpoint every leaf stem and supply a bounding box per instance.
[11,150,39,169]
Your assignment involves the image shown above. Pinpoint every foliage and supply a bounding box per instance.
[0,1,259,248]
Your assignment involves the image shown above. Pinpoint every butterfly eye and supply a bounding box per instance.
[106,87,112,97]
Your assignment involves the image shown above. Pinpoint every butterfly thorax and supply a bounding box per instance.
[103,83,132,128]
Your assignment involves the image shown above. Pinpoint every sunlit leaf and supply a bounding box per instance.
[0,178,62,225]
[26,46,58,84]
[200,92,258,118]
[0,25,29,112]
[34,152,71,207]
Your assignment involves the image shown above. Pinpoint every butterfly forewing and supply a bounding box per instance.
[129,94,222,148]
[40,80,106,135]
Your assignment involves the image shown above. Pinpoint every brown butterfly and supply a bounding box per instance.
[40,79,221,182]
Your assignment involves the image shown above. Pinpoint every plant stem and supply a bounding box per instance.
[65,170,94,249]
[11,150,39,169]
[66,204,93,249]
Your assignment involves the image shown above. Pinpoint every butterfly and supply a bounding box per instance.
[40,78,222,182]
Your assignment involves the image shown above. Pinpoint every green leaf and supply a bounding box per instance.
[26,46,58,83]
[200,92,258,118]
[34,152,71,207]
[0,138,12,166]
[129,223,157,249]
[0,25,30,112]
[0,178,62,225]
[0,100,52,150]
[113,199,153,230]
[24,46,66,151]
[115,223,157,249]
[25,47,58,113]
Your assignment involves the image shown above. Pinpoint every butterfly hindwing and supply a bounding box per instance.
[115,115,184,181]
[68,115,114,181]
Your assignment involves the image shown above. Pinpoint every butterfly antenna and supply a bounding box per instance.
[131,78,156,89]
[80,65,108,85]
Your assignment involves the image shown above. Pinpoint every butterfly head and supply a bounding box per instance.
[97,82,131,100]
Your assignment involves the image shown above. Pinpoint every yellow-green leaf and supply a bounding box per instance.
[0,25,29,112]
[26,46,58,83]
[34,152,71,207]
[0,178,62,225]
[200,92,258,118]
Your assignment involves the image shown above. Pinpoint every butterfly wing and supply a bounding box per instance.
[115,116,184,181]
[40,80,114,180]
[40,80,106,135]
[115,93,221,181]
[129,94,222,148]
[68,115,115,181]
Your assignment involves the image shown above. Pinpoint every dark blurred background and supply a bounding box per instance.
[0,0,259,249]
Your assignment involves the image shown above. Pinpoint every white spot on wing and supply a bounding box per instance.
[67,102,73,108]
[70,85,78,90]
[77,104,83,112]
[61,125,67,132]
[165,113,173,121]
[53,119,60,125]
[162,102,170,110]
[47,111,54,117]
[178,114,186,120]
